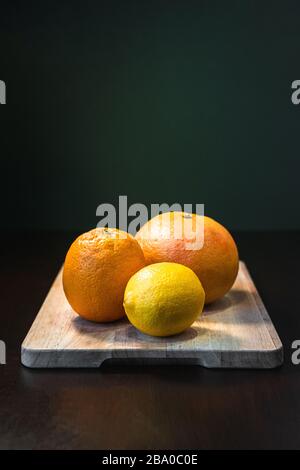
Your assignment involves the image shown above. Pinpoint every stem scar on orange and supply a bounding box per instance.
[63,228,146,322]
[135,212,239,304]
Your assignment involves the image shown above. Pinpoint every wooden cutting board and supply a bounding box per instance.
[21,262,283,369]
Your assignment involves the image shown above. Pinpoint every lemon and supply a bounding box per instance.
[123,262,205,337]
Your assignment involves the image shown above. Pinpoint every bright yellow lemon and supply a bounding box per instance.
[123,262,205,337]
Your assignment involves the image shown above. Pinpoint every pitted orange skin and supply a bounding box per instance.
[135,212,239,304]
[63,228,146,322]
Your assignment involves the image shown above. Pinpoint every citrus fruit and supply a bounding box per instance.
[135,212,239,304]
[63,227,146,322]
[123,262,205,337]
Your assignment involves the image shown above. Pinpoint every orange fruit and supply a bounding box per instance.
[135,212,239,304]
[63,227,146,322]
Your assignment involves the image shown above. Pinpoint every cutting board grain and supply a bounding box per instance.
[21,262,283,369]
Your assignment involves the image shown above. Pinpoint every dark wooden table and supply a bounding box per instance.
[0,231,299,450]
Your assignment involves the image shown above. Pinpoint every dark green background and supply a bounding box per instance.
[1,0,300,231]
